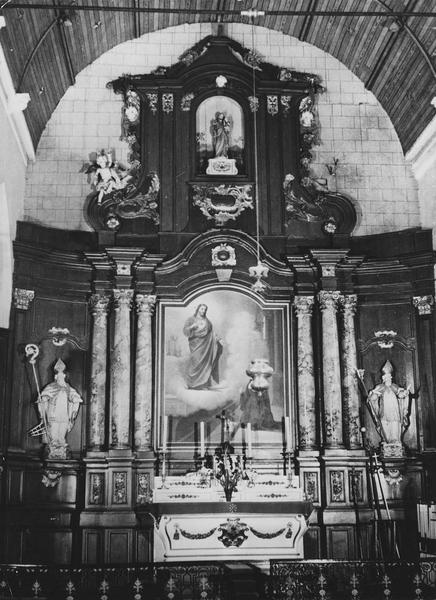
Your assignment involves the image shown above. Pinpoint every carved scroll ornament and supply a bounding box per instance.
[86,171,160,231]
[192,183,253,226]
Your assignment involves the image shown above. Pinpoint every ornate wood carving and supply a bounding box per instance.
[103,35,355,238]
[191,183,253,226]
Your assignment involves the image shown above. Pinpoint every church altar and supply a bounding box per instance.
[151,473,312,567]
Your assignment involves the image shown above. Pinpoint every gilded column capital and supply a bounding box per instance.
[89,293,110,315]
[340,294,358,316]
[293,296,314,317]
[317,290,341,311]
[136,294,156,315]
[413,295,434,316]
[13,288,35,310]
[113,288,134,308]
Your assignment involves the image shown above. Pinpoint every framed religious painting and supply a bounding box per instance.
[155,288,293,454]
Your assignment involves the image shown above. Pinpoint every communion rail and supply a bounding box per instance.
[1,560,436,599]
[269,559,436,600]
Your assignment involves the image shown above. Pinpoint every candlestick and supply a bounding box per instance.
[200,421,205,456]
[158,450,169,489]
[285,416,291,449]
[220,410,225,444]
[246,422,252,457]
[162,415,168,452]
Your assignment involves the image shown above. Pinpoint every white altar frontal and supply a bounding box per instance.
[151,472,312,569]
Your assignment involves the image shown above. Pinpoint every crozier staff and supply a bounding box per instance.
[183,304,223,390]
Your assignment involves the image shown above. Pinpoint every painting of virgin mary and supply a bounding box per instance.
[159,290,290,449]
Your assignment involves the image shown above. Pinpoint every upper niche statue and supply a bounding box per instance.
[206,109,238,175]
[211,112,232,158]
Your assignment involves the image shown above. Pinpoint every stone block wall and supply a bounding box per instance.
[23,23,420,236]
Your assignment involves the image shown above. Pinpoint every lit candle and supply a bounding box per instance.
[246,422,252,457]
[162,415,168,452]
[200,421,205,456]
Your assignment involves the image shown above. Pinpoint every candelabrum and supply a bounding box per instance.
[244,459,257,488]
[213,450,244,502]
[197,461,213,488]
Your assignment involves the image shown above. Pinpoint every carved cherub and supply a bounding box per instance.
[82,149,131,204]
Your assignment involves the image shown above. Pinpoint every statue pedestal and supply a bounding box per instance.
[381,441,404,458]
[206,157,238,175]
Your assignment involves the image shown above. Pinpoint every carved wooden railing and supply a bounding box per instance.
[2,560,436,599]
[270,559,436,600]
[0,562,228,600]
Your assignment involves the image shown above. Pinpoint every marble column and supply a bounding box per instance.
[318,290,343,447]
[88,294,110,450]
[340,294,362,448]
[134,294,156,451]
[293,296,317,449]
[111,289,134,449]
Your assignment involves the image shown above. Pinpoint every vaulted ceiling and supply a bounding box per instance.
[1,0,436,153]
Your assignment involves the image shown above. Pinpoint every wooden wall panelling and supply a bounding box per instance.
[175,93,191,231]
[326,467,346,505]
[82,529,103,564]
[160,90,176,232]
[396,518,419,560]
[423,454,436,500]
[326,525,356,559]
[354,523,374,560]
[105,529,132,564]
[357,302,418,451]
[108,468,131,507]
[265,96,283,235]
[0,327,9,546]
[13,244,92,298]
[256,95,269,237]
[280,100,298,237]
[3,530,24,564]
[26,296,89,455]
[7,304,35,451]
[0,327,9,453]
[12,519,74,564]
[300,469,320,504]
[414,308,436,450]
[142,91,160,189]
[135,529,152,563]
[10,243,92,454]
[86,469,108,508]
[304,524,321,559]
[6,468,23,504]
[22,468,78,505]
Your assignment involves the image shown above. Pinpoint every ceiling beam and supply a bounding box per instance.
[2,4,436,18]
[298,0,318,41]
[366,0,436,92]
[16,17,58,93]
[52,0,76,87]
[132,0,140,39]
